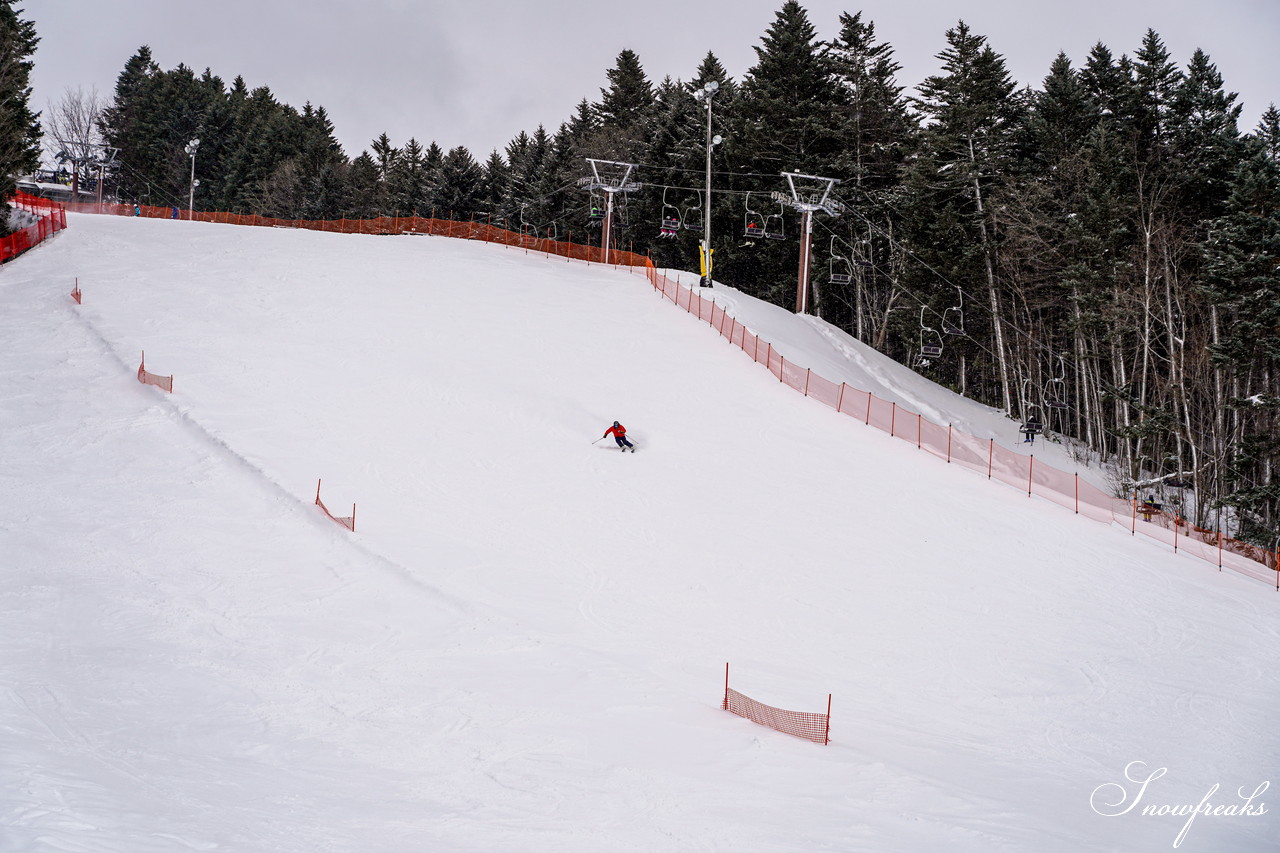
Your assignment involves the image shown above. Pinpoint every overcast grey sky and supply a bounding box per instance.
[25,0,1280,161]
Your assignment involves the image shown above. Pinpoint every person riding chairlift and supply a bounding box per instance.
[1021,414,1042,445]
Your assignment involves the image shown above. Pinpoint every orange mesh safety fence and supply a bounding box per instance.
[643,266,1279,589]
[723,688,830,745]
[3,191,68,263]
[315,479,356,532]
[137,352,173,393]
[69,199,1280,585]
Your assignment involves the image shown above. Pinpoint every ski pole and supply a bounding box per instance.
[591,436,606,445]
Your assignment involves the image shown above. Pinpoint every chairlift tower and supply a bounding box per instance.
[53,139,118,204]
[578,159,641,265]
[773,172,842,315]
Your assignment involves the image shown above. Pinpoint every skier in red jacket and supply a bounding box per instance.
[603,420,635,452]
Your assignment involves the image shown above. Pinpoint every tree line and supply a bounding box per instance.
[8,2,1280,546]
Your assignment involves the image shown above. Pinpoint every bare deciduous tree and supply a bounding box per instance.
[42,86,106,197]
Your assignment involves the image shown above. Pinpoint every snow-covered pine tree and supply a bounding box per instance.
[906,20,1023,414]
[825,11,915,339]
[725,1,843,308]
[0,0,38,231]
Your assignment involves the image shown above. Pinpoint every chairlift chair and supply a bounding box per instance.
[587,191,606,221]
[764,202,786,240]
[743,193,765,239]
[659,188,681,238]
[1043,355,1070,409]
[942,286,965,335]
[518,204,538,241]
[1044,380,1069,410]
[683,191,704,232]
[852,239,874,270]
[1021,410,1044,441]
[918,307,944,364]
[829,235,852,284]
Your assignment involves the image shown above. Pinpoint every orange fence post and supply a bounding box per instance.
[723,662,730,710]
[947,424,952,462]
[917,413,922,449]
[1027,454,1034,497]
[988,438,994,479]
[1131,491,1138,534]
[824,694,832,746]
[890,402,896,436]
[836,382,845,413]
[1174,512,1179,553]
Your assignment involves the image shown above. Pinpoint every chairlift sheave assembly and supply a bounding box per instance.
[829,235,853,285]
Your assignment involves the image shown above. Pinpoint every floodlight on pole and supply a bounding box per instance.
[693,81,722,287]
[185,138,200,216]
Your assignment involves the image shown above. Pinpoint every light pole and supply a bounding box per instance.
[185,137,200,217]
[693,81,722,287]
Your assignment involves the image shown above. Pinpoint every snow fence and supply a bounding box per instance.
[3,191,67,263]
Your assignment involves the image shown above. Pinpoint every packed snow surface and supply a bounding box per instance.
[1,213,1275,852]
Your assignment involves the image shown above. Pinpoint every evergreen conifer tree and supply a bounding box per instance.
[100,46,160,203]
[727,1,843,307]
[1200,147,1280,540]
[436,146,484,219]
[827,11,913,190]
[1168,48,1243,221]
[0,0,40,228]
[1254,105,1280,161]
[479,150,509,223]
[386,138,431,216]
[596,48,654,132]
[345,151,381,218]
[587,49,655,161]
[823,12,915,335]
[907,20,1024,412]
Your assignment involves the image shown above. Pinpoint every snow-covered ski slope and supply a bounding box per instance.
[1,213,1275,853]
